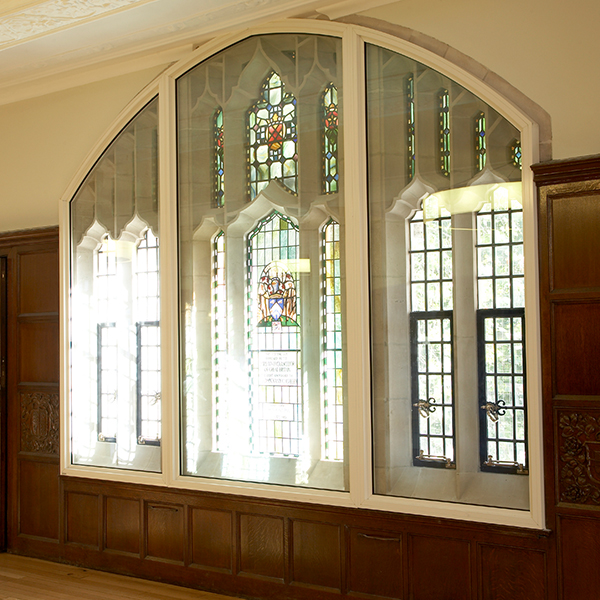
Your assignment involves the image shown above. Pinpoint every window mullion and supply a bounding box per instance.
[342,27,371,506]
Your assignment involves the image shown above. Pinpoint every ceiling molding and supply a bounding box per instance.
[316,0,400,20]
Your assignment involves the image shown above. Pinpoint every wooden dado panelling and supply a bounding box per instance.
[0,227,60,556]
[57,476,550,600]
[534,157,600,600]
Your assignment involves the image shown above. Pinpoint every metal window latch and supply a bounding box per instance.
[413,397,437,418]
[415,450,456,469]
[484,455,528,474]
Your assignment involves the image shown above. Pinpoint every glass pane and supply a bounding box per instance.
[178,34,346,490]
[70,98,161,472]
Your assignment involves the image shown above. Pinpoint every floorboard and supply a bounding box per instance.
[0,554,244,600]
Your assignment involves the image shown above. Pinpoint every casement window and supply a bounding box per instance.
[64,25,542,527]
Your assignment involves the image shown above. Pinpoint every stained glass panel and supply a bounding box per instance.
[476,111,486,172]
[248,72,298,199]
[511,139,522,170]
[439,89,450,177]
[407,75,415,180]
[214,108,225,207]
[323,84,339,194]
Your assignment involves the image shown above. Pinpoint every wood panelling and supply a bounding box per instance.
[19,391,59,454]
[291,520,341,590]
[18,321,59,383]
[105,496,140,555]
[549,192,600,291]
[18,460,59,540]
[18,250,59,314]
[479,545,546,600]
[238,513,285,580]
[559,516,600,600]
[409,535,471,600]
[553,302,600,396]
[190,507,232,571]
[348,528,402,599]
[146,502,185,563]
[65,492,99,548]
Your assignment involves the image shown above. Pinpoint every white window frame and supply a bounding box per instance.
[60,20,544,529]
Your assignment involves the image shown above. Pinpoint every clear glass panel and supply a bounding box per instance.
[70,98,160,472]
[178,35,347,490]
[367,43,527,510]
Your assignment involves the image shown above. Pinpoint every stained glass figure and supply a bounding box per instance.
[477,192,527,474]
[322,220,343,461]
[214,108,225,207]
[247,211,302,456]
[439,89,451,177]
[407,75,416,180]
[476,111,487,172]
[322,84,339,194]
[248,72,298,199]
[511,139,522,170]
[409,204,455,467]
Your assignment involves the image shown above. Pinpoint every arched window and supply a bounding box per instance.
[66,27,543,527]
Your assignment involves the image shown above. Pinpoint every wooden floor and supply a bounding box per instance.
[0,554,244,600]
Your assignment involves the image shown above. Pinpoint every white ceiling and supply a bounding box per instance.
[0,0,397,105]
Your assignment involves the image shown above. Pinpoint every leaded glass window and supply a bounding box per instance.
[322,220,343,461]
[323,84,339,194]
[439,89,450,177]
[212,231,226,451]
[511,139,522,170]
[476,111,486,172]
[214,108,225,207]
[477,190,527,473]
[407,75,416,180]
[248,211,301,456]
[248,72,298,199]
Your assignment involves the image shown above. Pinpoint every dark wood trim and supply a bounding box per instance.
[0,257,6,552]
[532,154,600,186]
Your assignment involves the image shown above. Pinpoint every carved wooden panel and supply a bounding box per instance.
[348,528,402,599]
[20,392,59,454]
[106,497,140,555]
[238,513,284,580]
[480,544,546,600]
[553,302,600,396]
[18,250,59,315]
[409,535,471,600]
[560,516,600,600]
[557,409,600,505]
[19,460,59,540]
[291,520,341,590]
[190,507,232,571]
[146,502,184,563]
[18,321,59,383]
[66,492,99,548]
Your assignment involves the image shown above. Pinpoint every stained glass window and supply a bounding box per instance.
[322,220,343,461]
[477,190,527,473]
[409,203,455,467]
[248,72,298,199]
[439,89,451,177]
[212,231,226,451]
[407,75,415,180]
[323,84,339,194]
[214,108,225,207]
[476,111,487,172]
[511,139,522,170]
[247,211,302,456]
[136,229,161,445]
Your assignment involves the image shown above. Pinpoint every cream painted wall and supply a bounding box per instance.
[0,65,167,232]
[363,0,600,160]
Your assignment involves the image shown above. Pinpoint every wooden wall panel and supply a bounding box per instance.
[190,507,232,571]
[549,192,600,291]
[409,536,471,600]
[553,302,600,397]
[291,520,341,590]
[479,545,546,600]
[146,502,184,563]
[65,492,99,548]
[559,516,600,600]
[18,460,59,540]
[105,497,140,555]
[18,322,59,383]
[238,513,285,580]
[18,250,59,314]
[348,528,402,599]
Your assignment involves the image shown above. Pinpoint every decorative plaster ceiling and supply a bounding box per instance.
[0,0,394,105]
